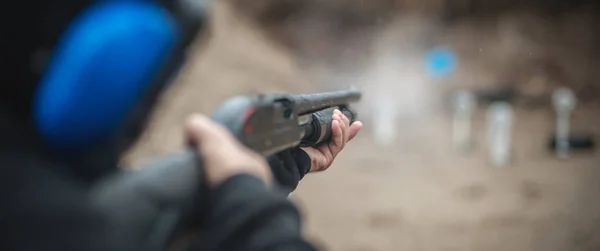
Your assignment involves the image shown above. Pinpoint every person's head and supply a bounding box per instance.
[1,0,209,183]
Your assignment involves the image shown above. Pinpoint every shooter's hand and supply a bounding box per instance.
[301,109,363,172]
[185,114,273,188]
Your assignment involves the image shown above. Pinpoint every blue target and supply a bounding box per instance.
[425,47,457,78]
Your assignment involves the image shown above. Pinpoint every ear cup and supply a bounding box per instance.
[34,1,179,151]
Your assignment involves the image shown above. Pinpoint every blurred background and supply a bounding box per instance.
[125,0,600,250]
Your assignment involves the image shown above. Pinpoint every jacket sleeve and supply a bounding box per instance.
[267,148,312,193]
[0,154,133,251]
[195,174,318,251]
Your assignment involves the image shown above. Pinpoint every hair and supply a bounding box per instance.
[1,0,91,127]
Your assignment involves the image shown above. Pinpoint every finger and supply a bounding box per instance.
[333,109,342,117]
[333,109,350,142]
[333,109,349,130]
[332,112,341,121]
[338,109,350,128]
[342,117,350,144]
[348,121,363,141]
[330,119,344,151]
[331,112,342,143]
[333,111,349,145]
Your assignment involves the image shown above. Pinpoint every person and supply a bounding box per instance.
[0,0,362,250]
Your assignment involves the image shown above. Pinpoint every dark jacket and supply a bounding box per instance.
[0,114,318,251]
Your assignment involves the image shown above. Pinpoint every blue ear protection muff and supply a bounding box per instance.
[34,1,179,151]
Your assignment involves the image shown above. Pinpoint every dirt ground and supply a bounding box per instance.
[126,2,600,251]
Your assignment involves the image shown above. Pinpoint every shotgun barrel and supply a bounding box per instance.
[292,90,361,115]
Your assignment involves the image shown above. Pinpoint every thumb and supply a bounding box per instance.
[185,114,235,148]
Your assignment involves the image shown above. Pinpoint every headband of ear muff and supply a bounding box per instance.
[34,1,179,151]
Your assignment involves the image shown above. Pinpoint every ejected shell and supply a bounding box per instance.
[552,87,577,113]
[552,87,577,159]
[451,90,476,153]
[452,90,476,114]
[486,102,514,167]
